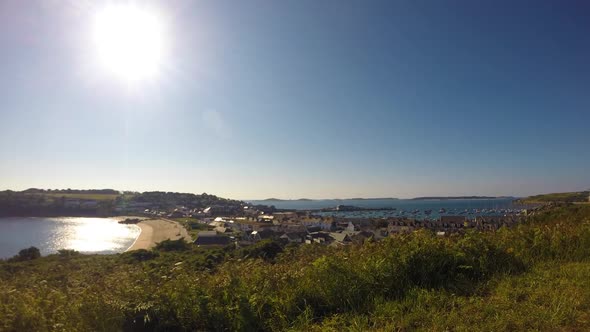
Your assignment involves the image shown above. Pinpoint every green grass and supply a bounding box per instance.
[1,205,590,331]
[518,191,589,204]
[299,261,590,331]
[172,217,211,238]
[42,193,119,201]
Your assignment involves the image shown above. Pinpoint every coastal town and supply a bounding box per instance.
[164,206,531,248]
[0,189,545,250]
[108,192,535,249]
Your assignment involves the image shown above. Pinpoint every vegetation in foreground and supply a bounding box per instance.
[1,205,590,331]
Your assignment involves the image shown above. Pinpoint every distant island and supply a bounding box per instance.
[258,197,514,201]
[410,196,509,200]
[344,197,399,201]
[260,198,313,202]
[259,197,399,201]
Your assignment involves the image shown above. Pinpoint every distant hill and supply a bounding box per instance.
[410,196,506,200]
[259,197,398,201]
[0,189,247,217]
[22,188,119,195]
[516,191,590,204]
[347,197,399,200]
[260,198,313,202]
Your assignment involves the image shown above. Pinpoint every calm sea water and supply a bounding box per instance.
[248,198,531,220]
[0,217,141,259]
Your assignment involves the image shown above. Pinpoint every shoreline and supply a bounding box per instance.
[126,219,191,251]
[0,216,190,257]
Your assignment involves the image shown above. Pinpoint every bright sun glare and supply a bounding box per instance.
[93,5,164,82]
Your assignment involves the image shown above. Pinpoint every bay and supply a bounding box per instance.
[248,197,531,219]
[0,217,140,259]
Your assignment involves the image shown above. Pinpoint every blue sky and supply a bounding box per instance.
[0,0,588,199]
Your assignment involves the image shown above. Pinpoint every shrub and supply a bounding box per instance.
[239,239,284,261]
[124,249,159,262]
[9,247,41,262]
[154,239,190,251]
[57,249,80,257]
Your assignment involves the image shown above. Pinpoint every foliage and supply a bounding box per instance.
[9,247,41,262]
[154,239,191,252]
[174,217,211,238]
[517,191,589,204]
[1,205,590,331]
[0,189,251,217]
[0,190,117,217]
[57,249,80,257]
[238,239,284,262]
[127,191,245,211]
[44,193,119,201]
[22,188,119,195]
[123,249,159,262]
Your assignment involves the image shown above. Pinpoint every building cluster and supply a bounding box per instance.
[114,201,250,218]
[191,210,524,248]
[387,215,521,233]
[102,195,529,249]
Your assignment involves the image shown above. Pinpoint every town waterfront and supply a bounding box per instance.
[248,197,529,219]
[0,217,140,259]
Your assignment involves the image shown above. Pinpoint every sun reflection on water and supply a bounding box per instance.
[60,218,140,253]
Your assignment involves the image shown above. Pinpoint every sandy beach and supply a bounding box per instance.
[126,219,191,251]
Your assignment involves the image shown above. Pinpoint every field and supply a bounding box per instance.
[516,191,589,204]
[42,193,119,201]
[1,204,590,331]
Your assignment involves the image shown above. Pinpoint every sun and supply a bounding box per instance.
[93,4,164,82]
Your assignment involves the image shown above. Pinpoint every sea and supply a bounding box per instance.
[0,217,141,259]
[248,197,533,220]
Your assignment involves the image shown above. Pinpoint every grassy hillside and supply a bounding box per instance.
[0,189,247,217]
[517,191,589,204]
[42,193,119,201]
[2,205,590,331]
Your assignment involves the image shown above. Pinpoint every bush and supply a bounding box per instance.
[124,249,159,261]
[239,239,284,261]
[9,247,41,262]
[57,249,80,257]
[154,239,190,251]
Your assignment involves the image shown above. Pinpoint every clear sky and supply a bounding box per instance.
[0,0,588,199]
